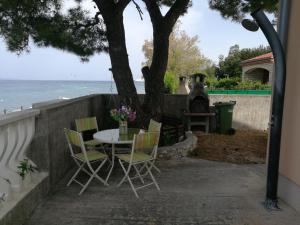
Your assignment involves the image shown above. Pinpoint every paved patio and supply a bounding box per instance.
[26,158,300,225]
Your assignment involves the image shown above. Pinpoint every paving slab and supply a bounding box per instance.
[25,158,300,225]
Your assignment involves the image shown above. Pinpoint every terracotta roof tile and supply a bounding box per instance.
[241,52,274,67]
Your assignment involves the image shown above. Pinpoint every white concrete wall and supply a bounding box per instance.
[209,95,271,130]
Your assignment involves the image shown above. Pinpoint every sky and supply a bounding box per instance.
[0,0,270,81]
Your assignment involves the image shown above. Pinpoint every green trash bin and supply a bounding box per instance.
[214,101,236,134]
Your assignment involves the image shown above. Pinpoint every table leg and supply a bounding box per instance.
[105,143,115,183]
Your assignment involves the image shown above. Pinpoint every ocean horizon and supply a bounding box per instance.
[0,79,145,113]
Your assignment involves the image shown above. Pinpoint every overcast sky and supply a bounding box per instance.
[0,0,270,81]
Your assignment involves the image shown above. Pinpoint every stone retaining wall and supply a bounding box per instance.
[158,132,198,160]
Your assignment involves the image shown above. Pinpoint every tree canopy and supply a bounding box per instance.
[0,0,192,121]
[209,0,278,21]
[0,0,108,61]
[216,44,271,78]
[0,0,278,121]
[0,0,190,60]
[142,23,211,78]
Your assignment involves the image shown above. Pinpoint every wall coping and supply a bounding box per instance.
[0,109,40,127]
[32,94,100,111]
[30,93,270,112]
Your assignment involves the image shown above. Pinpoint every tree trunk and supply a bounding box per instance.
[96,0,188,126]
[97,1,153,126]
[98,1,143,115]
[143,26,171,120]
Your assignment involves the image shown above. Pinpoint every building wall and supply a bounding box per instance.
[209,94,271,130]
[242,63,274,84]
[278,0,300,212]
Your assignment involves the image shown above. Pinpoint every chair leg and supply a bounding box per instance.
[94,159,109,186]
[117,159,131,187]
[140,161,160,177]
[78,159,109,195]
[102,144,113,166]
[118,160,139,198]
[145,163,160,191]
[150,161,161,173]
[153,165,161,173]
[133,164,145,184]
[67,161,85,187]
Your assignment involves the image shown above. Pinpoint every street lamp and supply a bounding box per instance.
[242,9,286,210]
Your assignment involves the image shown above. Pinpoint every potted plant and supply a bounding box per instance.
[17,159,38,187]
[110,106,136,134]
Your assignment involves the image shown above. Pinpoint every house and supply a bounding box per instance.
[241,52,274,84]
[278,0,300,212]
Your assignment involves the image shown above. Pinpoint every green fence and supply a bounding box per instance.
[207,89,272,95]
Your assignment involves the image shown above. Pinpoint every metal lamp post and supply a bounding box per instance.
[242,0,290,210]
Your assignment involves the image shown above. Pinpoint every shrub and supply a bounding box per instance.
[205,76,219,89]
[204,76,271,90]
[164,71,178,94]
[235,80,271,90]
[216,77,241,89]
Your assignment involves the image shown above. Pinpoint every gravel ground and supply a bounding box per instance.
[190,130,268,164]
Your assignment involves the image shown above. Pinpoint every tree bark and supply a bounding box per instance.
[142,0,190,120]
[95,0,144,117]
[142,25,171,120]
[95,0,190,125]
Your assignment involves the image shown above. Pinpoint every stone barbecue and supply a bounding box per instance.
[184,73,215,133]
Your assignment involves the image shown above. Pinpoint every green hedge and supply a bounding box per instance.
[205,77,271,92]
[207,89,272,95]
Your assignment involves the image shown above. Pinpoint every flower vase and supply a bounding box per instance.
[119,121,128,135]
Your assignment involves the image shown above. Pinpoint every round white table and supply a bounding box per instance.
[93,128,140,182]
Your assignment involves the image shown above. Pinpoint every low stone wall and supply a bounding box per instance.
[209,94,271,130]
[158,132,198,160]
[28,94,105,188]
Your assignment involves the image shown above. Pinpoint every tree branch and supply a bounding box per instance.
[142,0,163,26]
[93,0,130,14]
[117,0,131,11]
[75,11,102,29]
[131,0,144,20]
[164,0,190,28]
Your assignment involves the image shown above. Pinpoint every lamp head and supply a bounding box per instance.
[242,19,259,32]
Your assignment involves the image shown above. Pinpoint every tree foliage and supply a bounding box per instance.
[0,0,192,121]
[217,44,271,78]
[0,0,107,61]
[142,23,212,91]
[205,76,271,90]
[164,71,178,94]
[208,0,278,21]
[0,0,278,120]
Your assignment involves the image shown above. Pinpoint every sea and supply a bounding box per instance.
[0,80,145,113]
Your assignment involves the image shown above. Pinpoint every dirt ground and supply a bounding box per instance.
[190,130,268,164]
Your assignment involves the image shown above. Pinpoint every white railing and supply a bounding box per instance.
[0,109,40,203]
